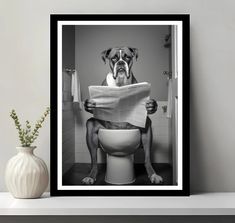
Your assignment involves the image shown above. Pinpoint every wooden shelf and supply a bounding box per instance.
[1,192,235,215]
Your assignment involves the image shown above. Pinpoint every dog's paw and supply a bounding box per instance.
[149,173,163,184]
[81,177,96,185]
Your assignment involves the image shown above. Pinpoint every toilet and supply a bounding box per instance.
[98,129,141,185]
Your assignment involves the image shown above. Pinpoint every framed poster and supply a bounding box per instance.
[50,14,190,196]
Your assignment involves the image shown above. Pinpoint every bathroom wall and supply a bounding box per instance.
[74,25,171,164]
[135,101,171,164]
[62,26,75,174]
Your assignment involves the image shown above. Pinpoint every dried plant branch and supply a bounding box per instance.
[10,107,50,147]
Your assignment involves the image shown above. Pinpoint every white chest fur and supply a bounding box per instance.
[106,73,118,87]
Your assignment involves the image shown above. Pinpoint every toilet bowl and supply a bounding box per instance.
[98,129,141,184]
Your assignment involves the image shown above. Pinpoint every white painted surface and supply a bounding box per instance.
[1,192,235,215]
[0,0,235,193]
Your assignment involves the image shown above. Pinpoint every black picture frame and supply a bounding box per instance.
[50,14,190,196]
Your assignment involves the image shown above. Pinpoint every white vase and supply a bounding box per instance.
[5,146,49,199]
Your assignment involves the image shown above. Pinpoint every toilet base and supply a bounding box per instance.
[105,154,136,185]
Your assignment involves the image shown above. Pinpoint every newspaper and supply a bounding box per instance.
[88,82,150,128]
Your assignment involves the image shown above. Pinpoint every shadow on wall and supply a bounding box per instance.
[73,104,84,126]
[62,26,75,174]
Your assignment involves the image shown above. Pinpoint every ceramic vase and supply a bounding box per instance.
[5,146,49,199]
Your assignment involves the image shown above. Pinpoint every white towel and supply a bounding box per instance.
[71,70,82,109]
[167,78,172,118]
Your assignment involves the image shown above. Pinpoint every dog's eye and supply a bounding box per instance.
[125,56,131,61]
[111,57,118,62]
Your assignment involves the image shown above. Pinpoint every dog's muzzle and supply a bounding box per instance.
[113,60,130,79]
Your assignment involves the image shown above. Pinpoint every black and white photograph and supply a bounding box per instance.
[50,14,189,196]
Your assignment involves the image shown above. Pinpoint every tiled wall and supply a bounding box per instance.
[75,101,171,164]
[153,101,172,164]
[74,111,92,163]
[135,101,171,164]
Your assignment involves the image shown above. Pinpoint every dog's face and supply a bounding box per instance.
[101,47,138,86]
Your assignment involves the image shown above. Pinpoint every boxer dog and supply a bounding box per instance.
[82,46,163,185]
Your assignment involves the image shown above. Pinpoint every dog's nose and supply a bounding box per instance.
[117,61,125,66]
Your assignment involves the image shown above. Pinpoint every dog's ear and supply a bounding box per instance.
[128,47,138,61]
[101,48,112,64]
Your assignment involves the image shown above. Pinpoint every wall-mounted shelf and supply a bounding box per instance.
[1,192,235,215]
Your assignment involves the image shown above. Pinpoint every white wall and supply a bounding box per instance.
[0,0,235,193]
